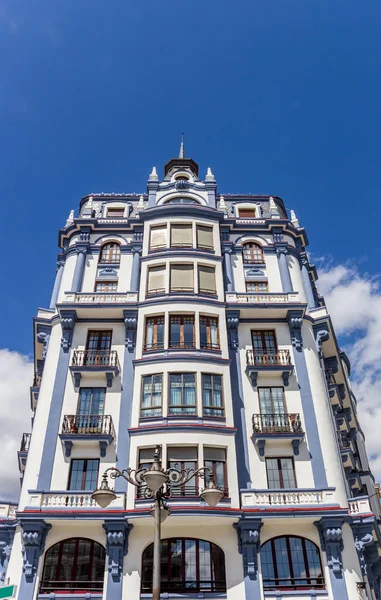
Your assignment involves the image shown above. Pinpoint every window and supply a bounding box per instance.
[107,207,125,218]
[198,265,216,295]
[169,373,196,415]
[204,447,228,495]
[242,243,264,264]
[202,375,224,417]
[238,208,256,218]
[147,265,166,296]
[99,242,120,264]
[145,316,164,351]
[171,224,193,248]
[137,448,155,497]
[252,330,277,360]
[169,315,195,349]
[150,225,167,250]
[85,331,112,365]
[246,281,268,293]
[167,447,198,497]
[170,264,194,293]
[259,387,286,415]
[165,198,199,205]
[200,317,219,350]
[68,459,99,491]
[75,387,105,431]
[196,225,214,251]
[141,375,163,418]
[266,458,296,488]
[141,538,226,593]
[261,536,324,591]
[94,281,117,292]
[40,538,105,594]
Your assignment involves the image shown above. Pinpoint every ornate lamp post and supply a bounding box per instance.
[91,446,223,600]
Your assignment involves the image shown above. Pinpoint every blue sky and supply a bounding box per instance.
[0,0,380,354]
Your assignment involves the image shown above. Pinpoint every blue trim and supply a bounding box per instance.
[134,355,230,366]
[115,311,138,493]
[129,424,236,435]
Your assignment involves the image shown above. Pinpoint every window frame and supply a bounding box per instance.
[196,225,214,251]
[149,225,168,251]
[169,315,195,349]
[170,264,194,293]
[238,207,257,219]
[245,281,268,293]
[147,264,167,296]
[242,242,264,264]
[141,538,227,594]
[144,316,165,351]
[170,224,193,248]
[106,207,125,218]
[197,265,216,296]
[140,374,163,419]
[265,457,297,489]
[204,447,228,496]
[40,538,106,594]
[199,316,220,350]
[168,372,197,415]
[251,329,278,354]
[68,458,100,491]
[258,386,287,415]
[202,374,225,418]
[261,535,325,591]
[99,242,121,264]
[94,280,118,293]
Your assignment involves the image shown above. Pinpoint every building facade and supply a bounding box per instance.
[1,148,381,600]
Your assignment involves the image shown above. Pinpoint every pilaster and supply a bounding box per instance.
[103,521,133,600]
[222,243,235,292]
[49,254,65,309]
[314,517,349,599]
[226,310,251,489]
[300,251,317,310]
[233,517,263,600]
[18,520,51,600]
[273,229,293,293]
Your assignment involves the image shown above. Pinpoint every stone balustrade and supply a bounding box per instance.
[64,292,138,304]
[241,488,336,507]
[348,496,372,515]
[226,292,300,304]
[27,491,125,509]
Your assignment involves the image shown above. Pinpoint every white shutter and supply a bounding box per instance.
[198,266,216,295]
[197,226,213,250]
[150,226,167,249]
[171,224,192,247]
[147,266,166,294]
[170,264,194,292]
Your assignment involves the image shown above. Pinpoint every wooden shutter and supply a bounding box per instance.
[170,264,194,292]
[239,208,256,218]
[197,225,213,250]
[204,447,226,461]
[167,447,198,461]
[198,266,216,294]
[171,224,193,247]
[150,226,167,249]
[147,266,166,294]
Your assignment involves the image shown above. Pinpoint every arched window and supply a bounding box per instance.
[242,242,264,264]
[261,536,324,591]
[141,538,226,593]
[164,198,200,205]
[40,538,105,594]
[99,242,121,264]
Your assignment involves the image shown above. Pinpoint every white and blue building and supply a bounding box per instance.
[1,146,381,600]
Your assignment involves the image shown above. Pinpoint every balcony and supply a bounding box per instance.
[59,414,115,457]
[61,292,138,318]
[348,496,372,516]
[27,490,125,510]
[246,349,294,386]
[70,350,120,388]
[241,488,336,508]
[252,413,304,456]
[18,433,31,474]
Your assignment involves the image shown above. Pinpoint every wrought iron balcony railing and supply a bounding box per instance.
[62,415,115,438]
[252,413,303,434]
[71,350,119,369]
[20,432,31,452]
[246,349,292,367]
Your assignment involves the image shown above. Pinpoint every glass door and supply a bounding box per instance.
[85,330,112,366]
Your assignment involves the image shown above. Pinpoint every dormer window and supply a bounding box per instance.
[107,207,125,218]
[238,207,257,219]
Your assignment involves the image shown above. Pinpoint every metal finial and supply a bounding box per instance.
[179,133,185,158]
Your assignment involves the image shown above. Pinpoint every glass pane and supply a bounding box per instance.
[280,458,296,487]
[274,538,291,586]
[289,537,307,586]
[169,374,182,411]
[305,540,323,584]
[58,540,76,583]
[272,388,286,416]
[183,321,194,346]
[198,540,211,586]
[259,388,272,414]
[83,460,99,491]
[170,320,181,346]
[202,375,212,407]
[261,541,275,587]
[266,458,281,488]
[78,389,92,415]
[183,374,196,410]
[68,460,85,490]
[74,540,92,582]
[91,389,104,415]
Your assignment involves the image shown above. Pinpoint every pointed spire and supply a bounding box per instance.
[86,196,93,209]
[137,195,145,211]
[290,209,300,227]
[269,197,280,219]
[66,209,75,226]
[219,195,227,211]
[179,133,185,159]
[149,166,158,181]
[205,167,215,182]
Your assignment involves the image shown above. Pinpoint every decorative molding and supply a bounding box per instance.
[351,521,374,576]
[124,310,138,352]
[60,310,77,353]
[287,310,303,352]
[0,524,16,583]
[102,521,133,582]
[20,520,51,583]
[315,517,344,578]
[233,518,263,580]
[226,310,240,350]
[36,324,52,359]
[313,323,330,355]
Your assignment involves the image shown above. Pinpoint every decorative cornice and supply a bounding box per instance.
[226,310,240,350]
[20,519,51,583]
[351,521,375,577]
[233,517,263,580]
[124,310,138,352]
[287,310,304,352]
[314,517,344,578]
[60,310,77,353]
[102,520,133,582]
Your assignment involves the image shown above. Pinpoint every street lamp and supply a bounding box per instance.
[91,446,223,600]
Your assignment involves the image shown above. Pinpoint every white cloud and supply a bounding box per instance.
[0,349,33,501]
[318,263,381,481]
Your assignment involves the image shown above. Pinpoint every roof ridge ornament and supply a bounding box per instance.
[179,132,185,159]
[290,209,300,227]
[205,167,215,182]
[149,167,158,181]
[66,209,75,226]
[269,197,280,219]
